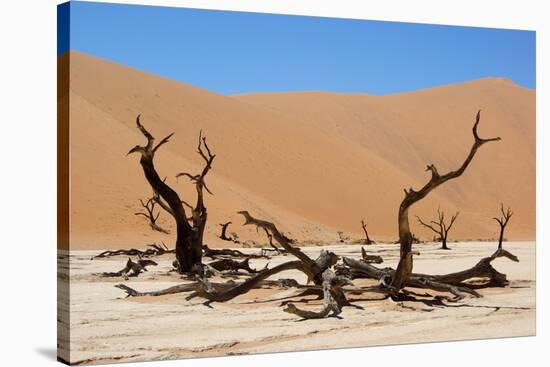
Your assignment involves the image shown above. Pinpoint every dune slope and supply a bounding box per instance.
[62,51,535,249]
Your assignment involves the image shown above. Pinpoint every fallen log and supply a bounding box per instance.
[284,269,353,319]
[102,258,158,279]
[342,247,518,300]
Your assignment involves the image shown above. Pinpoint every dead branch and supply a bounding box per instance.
[93,243,174,259]
[361,247,383,264]
[262,227,286,254]
[135,197,170,234]
[392,111,500,291]
[189,260,311,302]
[191,245,342,303]
[237,211,327,284]
[202,244,268,259]
[102,258,158,279]
[115,283,196,297]
[207,258,263,273]
[284,269,353,319]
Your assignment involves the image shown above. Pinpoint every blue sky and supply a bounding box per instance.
[59,1,536,95]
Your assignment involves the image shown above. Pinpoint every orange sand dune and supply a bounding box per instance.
[62,51,535,250]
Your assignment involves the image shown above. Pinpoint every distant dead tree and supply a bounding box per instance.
[134,197,170,234]
[360,219,374,245]
[391,111,502,292]
[493,203,513,249]
[416,208,459,250]
[218,221,240,243]
[127,115,215,273]
[337,231,349,243]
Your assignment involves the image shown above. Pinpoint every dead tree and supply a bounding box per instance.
[127,115,215,273]
[493,203,513,249]
[416,208,459,250]
[218,221,239,243]
[337,231,349,243]
[135,197,170,234]
[115,111,520,318]
[360,219,374,245]
[391,111,501,293]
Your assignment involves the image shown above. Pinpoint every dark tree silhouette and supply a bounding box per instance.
[416,208,459,250]
[218,221,240,243]
[493,203,513,249]
[127,115,215,273]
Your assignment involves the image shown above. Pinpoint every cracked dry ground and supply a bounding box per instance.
[58,242,535,365]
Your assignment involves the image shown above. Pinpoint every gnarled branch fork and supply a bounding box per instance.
[393,111,500,291]
[237,211,329,284]
[284,269,353,319]
[135,197,170,234]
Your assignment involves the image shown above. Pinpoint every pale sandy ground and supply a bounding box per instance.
[60,51,535,250]
[58,241,535,365]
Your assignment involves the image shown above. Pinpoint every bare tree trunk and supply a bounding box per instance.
[134,197,170,234]
[441,235,449,250]
[392,111,500,291]
[360,219,374,245]
[493,203,513,250]
[128,116,215,273]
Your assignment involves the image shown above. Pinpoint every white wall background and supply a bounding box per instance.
[0,1,546,366]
